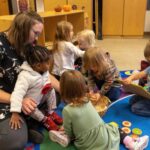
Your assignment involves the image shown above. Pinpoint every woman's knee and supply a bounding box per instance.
[0,117,28,150]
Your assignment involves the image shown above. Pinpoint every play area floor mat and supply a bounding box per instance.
[24,70,150,150]
[103,95,150,150]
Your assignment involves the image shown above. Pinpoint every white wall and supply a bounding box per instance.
[144,11,150,32]
[36,0,44,12]
[11,0,18,14]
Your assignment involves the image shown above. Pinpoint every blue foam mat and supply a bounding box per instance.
[103,95,150,150]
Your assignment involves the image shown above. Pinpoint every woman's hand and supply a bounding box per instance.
[9,112,23,130]
[22,98,37,115]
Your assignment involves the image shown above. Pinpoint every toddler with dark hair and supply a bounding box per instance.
[10,45,62,131]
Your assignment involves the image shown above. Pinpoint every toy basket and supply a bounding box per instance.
[89,94,111,116]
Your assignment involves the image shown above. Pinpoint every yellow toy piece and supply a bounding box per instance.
[109,122,119,128]
[125,71,132,76]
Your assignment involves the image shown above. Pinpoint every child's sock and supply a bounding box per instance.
[42,116,59,131]
[47,112,63,125]
[49,130,70,147]
[123,135,149,150]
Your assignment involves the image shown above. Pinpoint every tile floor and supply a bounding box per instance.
[96,38,149,70]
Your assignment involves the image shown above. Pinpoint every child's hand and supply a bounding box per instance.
[9,112,24,130]
[123,78,132,85]
[88,92,101,102]
[59,126,64,131]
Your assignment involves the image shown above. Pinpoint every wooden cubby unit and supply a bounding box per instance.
[0,10,84,47]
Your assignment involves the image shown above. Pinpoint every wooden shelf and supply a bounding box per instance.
[0,10,84,46]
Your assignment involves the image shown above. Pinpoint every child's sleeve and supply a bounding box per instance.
[10,72,30,113]
[87,71,97,91]
[144,66,150,75]
[70,42,85,58]
[100,63,118,95]
[62,108,74,138]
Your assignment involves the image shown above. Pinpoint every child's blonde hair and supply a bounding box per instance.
[60,70,88,105]
[53,21,73,52]
[144,41,150,58]
[77,29,95,48]
[83,47,108,76]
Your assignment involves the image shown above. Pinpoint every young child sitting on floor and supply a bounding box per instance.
[83,46,121,101]
[52,21,84,80]
[139,41,150,86]
[49,70,149,150]
[10,45,62,130]
[123,41,150,116]
[77,29,96,50]
[74,29,95,70]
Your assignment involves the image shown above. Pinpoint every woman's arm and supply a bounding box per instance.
[50,74,60,93]
[22,74,60,115]
[0,89,11,103]
[0,89,37,115]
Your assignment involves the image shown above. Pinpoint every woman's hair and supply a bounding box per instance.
[25,44,53,70]
[144,41,150,58]
[77,29,95,47]
[7,11,43,56]
[83,47,108,76]
[53,21,73,52]
[60,70,88,105]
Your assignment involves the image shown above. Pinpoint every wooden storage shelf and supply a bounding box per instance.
[0,10,84,46]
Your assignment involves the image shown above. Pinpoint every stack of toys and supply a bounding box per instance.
[109,121,143,141]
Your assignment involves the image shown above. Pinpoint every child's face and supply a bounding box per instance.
[34,60,51,73]
[90,65,98,73]
[78,37,90,50]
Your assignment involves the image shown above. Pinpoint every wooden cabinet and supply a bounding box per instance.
[43,0,92,29]
[102,0,147,36]
[0,0,9,15]
[0,10,84,47]
[102,0,124,36]
[123,0,147,36]
[40,10,84,47]
[67,0,93,29]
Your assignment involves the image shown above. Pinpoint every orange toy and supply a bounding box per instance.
[63,5,71,12]
[121,127,131,134]
[130,134,139,140]
[122,121,132,127]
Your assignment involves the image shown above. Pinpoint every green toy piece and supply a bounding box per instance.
[132,128,142,135]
